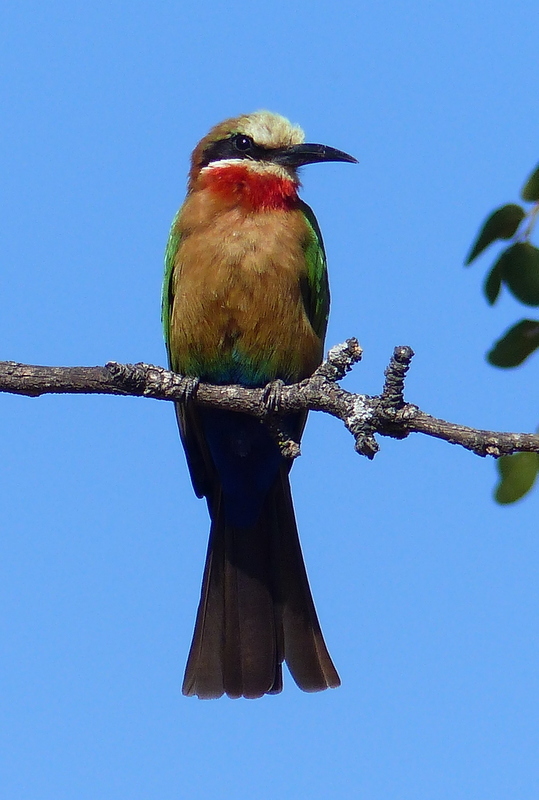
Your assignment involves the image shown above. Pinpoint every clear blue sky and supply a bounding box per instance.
[1,1,539,798]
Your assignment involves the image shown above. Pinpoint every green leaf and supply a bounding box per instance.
[487,319,539,367]
[498,242,539,305]
[521,163,539,202]
[494,452,539,504]
[484,262,502,304]
[465,204,526,264]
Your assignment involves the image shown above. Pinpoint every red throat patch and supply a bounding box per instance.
[200,163,300,211]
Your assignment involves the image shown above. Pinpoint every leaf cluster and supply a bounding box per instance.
[466,163,539,503]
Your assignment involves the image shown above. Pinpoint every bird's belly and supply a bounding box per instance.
[169,212,322,385]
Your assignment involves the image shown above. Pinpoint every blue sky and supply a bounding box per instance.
[1,1,539,798]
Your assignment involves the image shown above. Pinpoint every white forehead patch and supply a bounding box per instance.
[237,111,305,148]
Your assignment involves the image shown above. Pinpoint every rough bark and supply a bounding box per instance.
[1,339,538,461]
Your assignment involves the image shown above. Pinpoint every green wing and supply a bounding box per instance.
[162,208,212,498]
[298,200,330,342]
[162,209,182,367]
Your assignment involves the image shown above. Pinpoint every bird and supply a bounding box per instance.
[162,110,356,699]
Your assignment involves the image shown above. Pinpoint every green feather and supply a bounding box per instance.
[298,200,330,341]
[162,209,182,364]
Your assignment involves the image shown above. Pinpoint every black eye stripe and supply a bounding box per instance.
[199,135,272,167]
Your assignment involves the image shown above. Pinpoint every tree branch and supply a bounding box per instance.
[1,339,538,460]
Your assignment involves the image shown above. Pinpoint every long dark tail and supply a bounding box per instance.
[182,465,340,699]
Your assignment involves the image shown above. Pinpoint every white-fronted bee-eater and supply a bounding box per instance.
[162,110,357,699]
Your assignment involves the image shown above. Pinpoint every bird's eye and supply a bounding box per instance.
[233,134,253,152]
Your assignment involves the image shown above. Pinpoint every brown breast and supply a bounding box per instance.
[168,188,322,384]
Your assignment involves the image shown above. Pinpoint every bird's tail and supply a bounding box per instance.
[182,465,340,699]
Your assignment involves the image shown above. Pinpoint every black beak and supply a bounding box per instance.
[268,142,358,168]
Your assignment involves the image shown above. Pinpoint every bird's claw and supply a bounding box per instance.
[262,379,285,412]
[177,375,200,404]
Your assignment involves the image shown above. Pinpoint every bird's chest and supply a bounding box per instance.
[189,225,294,324]
[169,210,320,384]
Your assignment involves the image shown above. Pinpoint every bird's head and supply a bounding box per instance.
[188,111,357,210]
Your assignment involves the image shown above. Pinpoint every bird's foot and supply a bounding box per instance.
[262,379,285,412]
[176,375,200,404]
